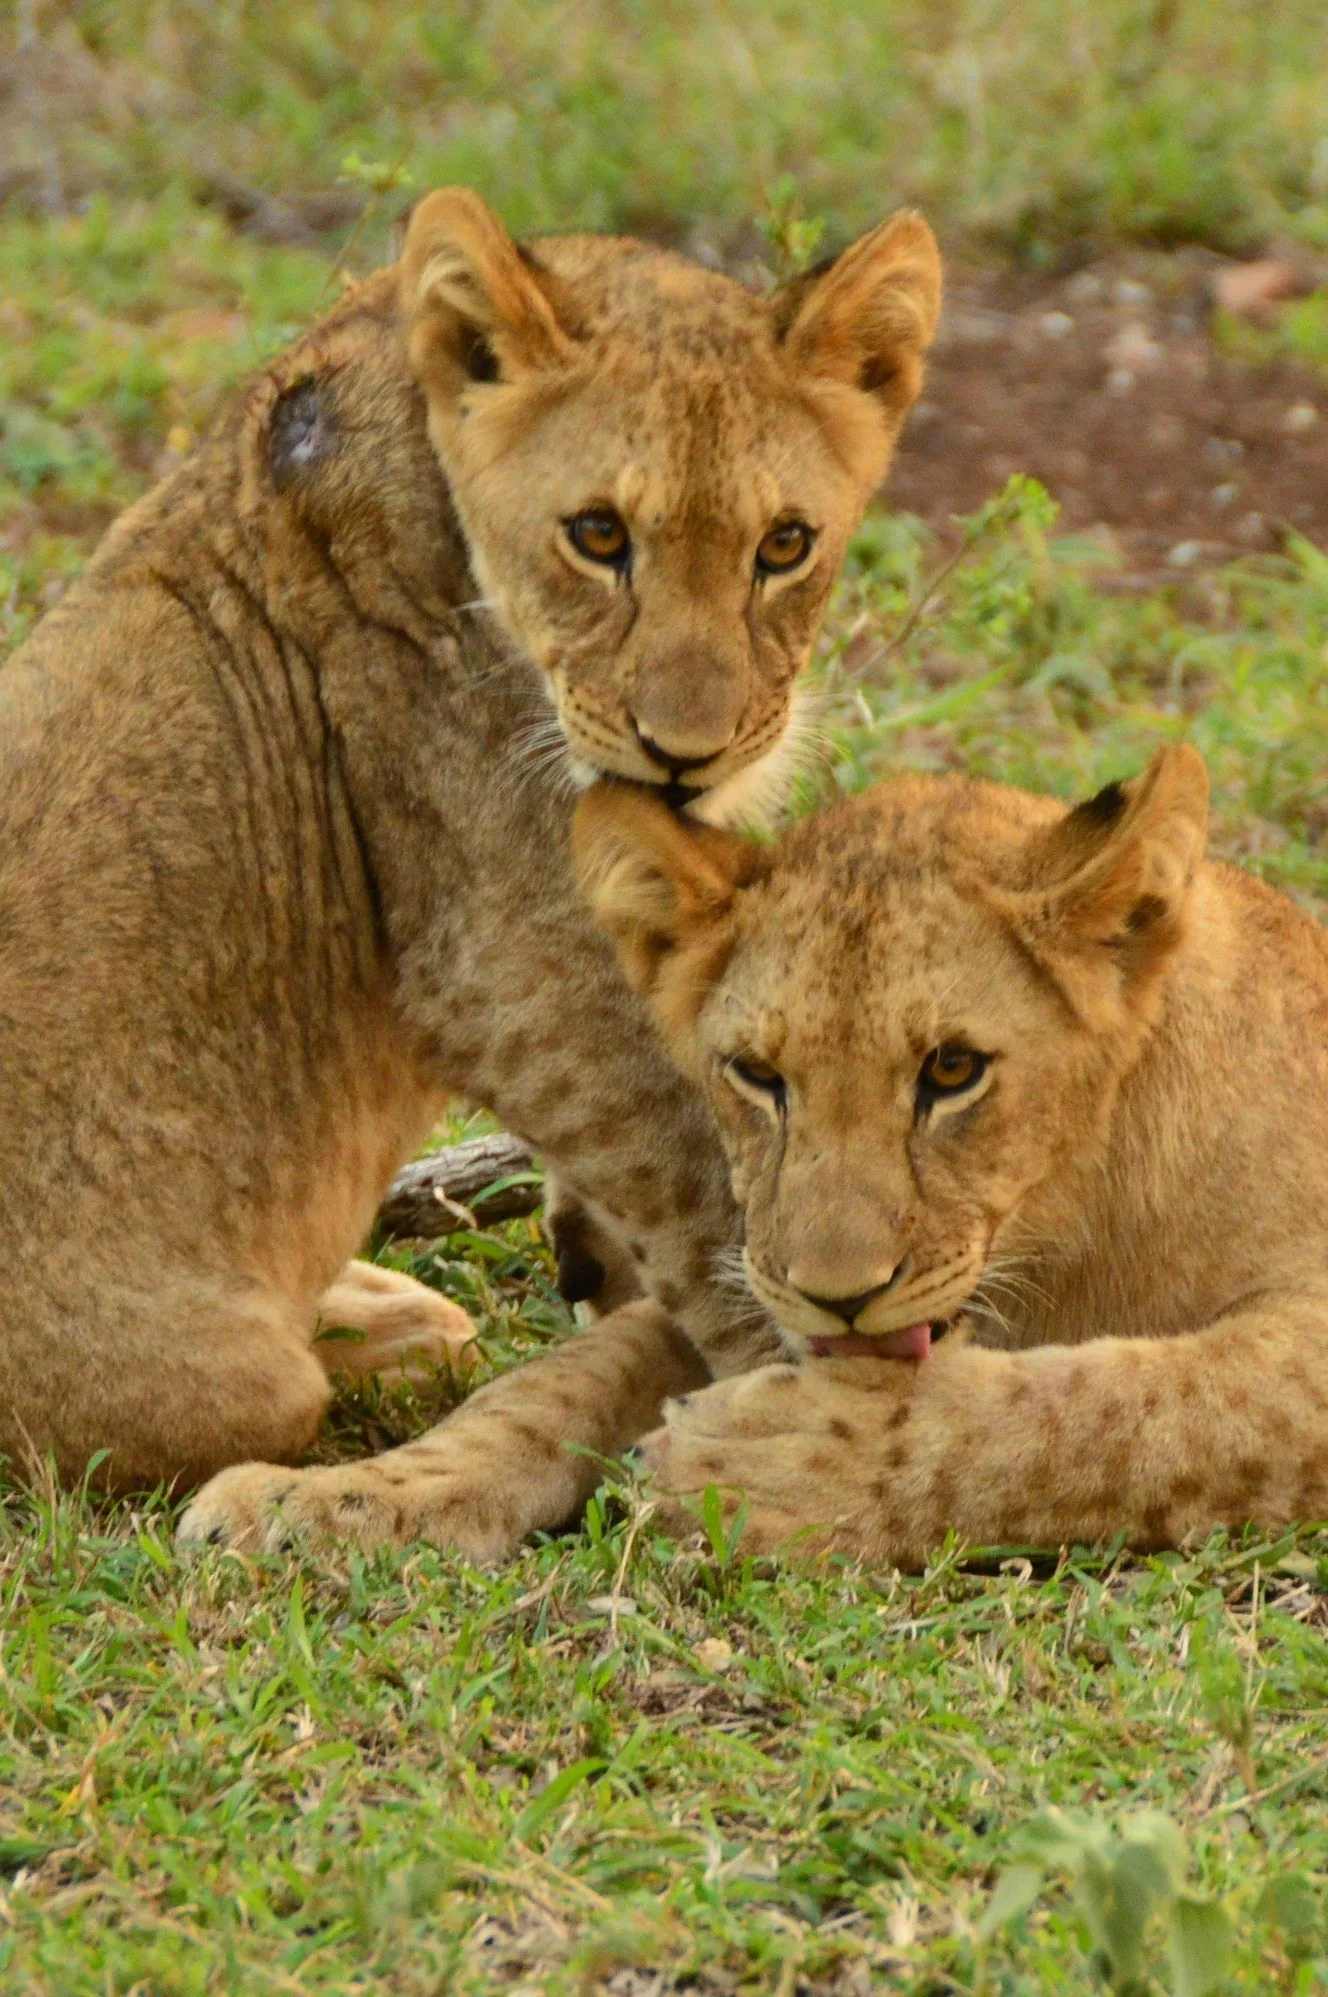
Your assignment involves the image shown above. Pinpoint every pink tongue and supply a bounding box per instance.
[810,1322,932,1362]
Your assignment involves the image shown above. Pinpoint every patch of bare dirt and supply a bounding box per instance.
[890,253,1328,576]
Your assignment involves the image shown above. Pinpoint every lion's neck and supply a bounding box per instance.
[993,867,1328,1351]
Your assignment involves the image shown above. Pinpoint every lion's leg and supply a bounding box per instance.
[313,1260,479,1382]
[176,991,784,1560]
[1,1283,334,1495]
[640,1291,1328,1563]
[176,1299,709,1557]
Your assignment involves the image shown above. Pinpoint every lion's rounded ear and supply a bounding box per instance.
[995,744,1209,1018]
[573,785,756,999]
[400,187,577,394]
[776,211,942,419]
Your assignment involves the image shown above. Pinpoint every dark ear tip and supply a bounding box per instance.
[859,357,898,395]
[1075,779,1129,829]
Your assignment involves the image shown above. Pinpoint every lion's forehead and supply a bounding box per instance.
[540,235,775,356]
[558,356,818,509]
[735,853,981,975]
[719,780,1065,995]
[526,242,823,501]
[717,841,1042,1073]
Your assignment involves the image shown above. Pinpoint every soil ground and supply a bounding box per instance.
[890,254,1328,576]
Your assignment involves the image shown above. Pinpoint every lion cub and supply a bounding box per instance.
[0,183,940,1557]
[576,747,1328,1562]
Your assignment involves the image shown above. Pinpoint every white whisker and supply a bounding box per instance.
[495,714,580,803]
[979,1252,1055,1312]
[965,1294,1016,1343]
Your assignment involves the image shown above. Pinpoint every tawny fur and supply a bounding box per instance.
[0,187,940,1555]
[576,749,1328,1563]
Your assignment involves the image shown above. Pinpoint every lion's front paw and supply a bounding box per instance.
[176,1463,322,1554]
[176,1450,523,1562]
[641,1358,915,1558]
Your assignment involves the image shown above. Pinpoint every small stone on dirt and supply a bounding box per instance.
[1105,323,1165,372]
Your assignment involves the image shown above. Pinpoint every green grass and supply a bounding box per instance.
[5,1471,1328,1992]
[5,9,1328,1988]
[1216,292,1328,376]
[814,481,1328,914]
[25,1,1328,262]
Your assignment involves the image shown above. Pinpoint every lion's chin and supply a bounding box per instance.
[557,684,818,831]
[684,699,819,833]
[565,743,789,827]
[565,754,602,792]
[681,750,788,831]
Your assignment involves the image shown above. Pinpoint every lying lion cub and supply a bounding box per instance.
[576,746,1328,1562]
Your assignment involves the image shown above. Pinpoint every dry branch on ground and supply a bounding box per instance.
[376,1132,541,1238]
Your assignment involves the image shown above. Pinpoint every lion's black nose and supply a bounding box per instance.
[801,1283,887,1324]
[800,1265,905,1324]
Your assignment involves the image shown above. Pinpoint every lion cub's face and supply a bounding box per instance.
[400,191,941,824]
[576,749,1208,1354]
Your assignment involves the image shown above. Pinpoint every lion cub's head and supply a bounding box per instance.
[576,748,1209,1354]
[399,190,941,824]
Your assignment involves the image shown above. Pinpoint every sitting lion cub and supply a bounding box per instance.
[576,746,1328,1562]
[0,184,941,1558]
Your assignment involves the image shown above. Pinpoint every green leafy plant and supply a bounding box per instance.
[981,1806,1232,1993]
[337,152,418,199]
[758,176,827,280]
[1189,1617,1259,1789]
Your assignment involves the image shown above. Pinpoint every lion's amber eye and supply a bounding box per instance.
[755,520,813,575]
[566,508,631,567]
[727,1053,787,1102]
[920,1045,985,1096]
